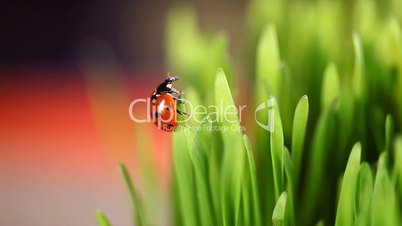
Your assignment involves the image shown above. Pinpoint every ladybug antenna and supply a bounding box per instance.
[166,76,179,83]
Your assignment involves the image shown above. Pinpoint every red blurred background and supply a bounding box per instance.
[0,0,246,225]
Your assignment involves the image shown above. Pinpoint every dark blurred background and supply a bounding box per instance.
[0,0,246,70]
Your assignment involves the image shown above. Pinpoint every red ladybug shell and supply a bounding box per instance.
[150,93,177,132]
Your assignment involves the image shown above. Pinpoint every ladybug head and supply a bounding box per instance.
[156,76,180,93]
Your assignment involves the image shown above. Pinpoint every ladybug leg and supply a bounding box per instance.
[168,87,184,95]
[173,97,187,104]
[159,88,183,95]
[176,109,189,116]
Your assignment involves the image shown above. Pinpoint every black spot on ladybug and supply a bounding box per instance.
[165,105,172,110]
[155,112,161,118]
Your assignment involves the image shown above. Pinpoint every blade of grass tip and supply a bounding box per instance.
[246,0,282,46]
[335,142,361,226]
[184,129,216,226]
[336,174,343,209]
[243,134,262,226]
[283,147,295,226]
[355,162,373,226]
[372,152,400,226]
[394,135,402,196]
[118,163,144,226]
[385,114,394,157]
[215,68,241,129]
[315,220,325,226]
[97,211,111,226]
[173,132,199,226]
[291,95,309,185]
[256,24,281,98]
[321,63,340,110]
[215,68,245,226]
[271,97,285,201]
[272,191,287,226]
[353,33,365,100]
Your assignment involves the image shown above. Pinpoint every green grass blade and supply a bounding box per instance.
[243,134,262,226]
[207,130,223,222]
[315,220,325,226]
[335,142,361,226]
[172,174,183,226]
[301,106,335,224]
[118,163,145,226]
[215,68,240,126]
[283,147,295,226]
[173,132,199,226]
[256,24,281,97]
[321,63,340,110]
[352,33,366,101]
[271,97,284,200]
[254,22,281,222]
[272,191,287,226]
[184,130,216,226]
[97,211,111,226]
[352,33,367,149]
[372,152,400,226]
[215,68,245,226]
[291,95,309,184]
[355,162,373,226]
[241,174,251,226]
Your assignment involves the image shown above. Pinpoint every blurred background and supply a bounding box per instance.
[0,0,246,225]
[3,0,402,225]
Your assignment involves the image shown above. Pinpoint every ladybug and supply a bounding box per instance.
[150,76,187,132]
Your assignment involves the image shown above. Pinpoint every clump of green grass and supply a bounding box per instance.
[98,0,402,225]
